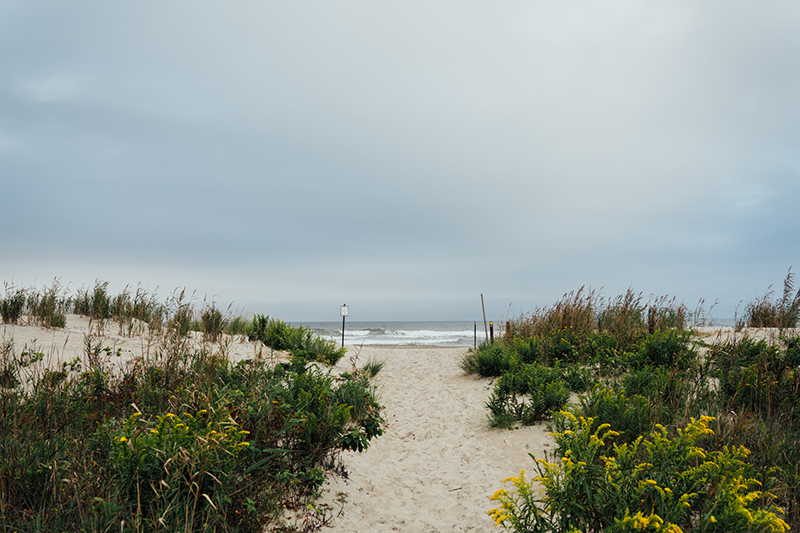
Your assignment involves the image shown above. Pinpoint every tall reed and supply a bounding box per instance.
[25,279,69,328]
[0,284,26,324]
[740,268,800,329]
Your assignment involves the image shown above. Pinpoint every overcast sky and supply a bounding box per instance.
[1,1,799,322]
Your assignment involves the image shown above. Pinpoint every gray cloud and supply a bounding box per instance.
[1,1,799,321]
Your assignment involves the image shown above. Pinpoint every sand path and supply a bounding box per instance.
[321,346,554,533]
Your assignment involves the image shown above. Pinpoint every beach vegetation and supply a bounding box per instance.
[0,314,383,532]
[484,281,800,531]
[73,281,167,335]
[227,314,250,336]
[489,415,789,532]
[486,364,570,428]
[739,268,800,329]
[25,278,69,328]
[460,341,515,377]
[201,304,227,342]
[360,356,385,378]
[248,314,346,365]
[0,284,26,324]
[167,288,195,338]
[503,287,688,352]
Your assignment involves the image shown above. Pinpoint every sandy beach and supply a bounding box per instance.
[6,317,794,532]
[1,316,555,532]
[321,346,554,532]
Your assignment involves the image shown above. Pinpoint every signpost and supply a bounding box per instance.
[340,304,348,347]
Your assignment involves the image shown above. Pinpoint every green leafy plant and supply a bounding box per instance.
[248,315,346,365]
[629,329,697,370]
[0,294,383,532]
[489,415,789,532]
[487,364,570,428]
[460,342,515,377]
[554,387,654,447]
[111,407,249,524]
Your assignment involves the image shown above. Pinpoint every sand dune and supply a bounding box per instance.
[6,317,797,531]
[1,317,553,532]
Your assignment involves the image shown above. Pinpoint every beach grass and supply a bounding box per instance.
[0,280,382,532]
[359,356,385,378]
[477,280,800,532]
[738,267,800,329]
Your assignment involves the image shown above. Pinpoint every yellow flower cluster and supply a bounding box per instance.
[488,469,538,528]
[613,508,690,532]
[486,414,791,532]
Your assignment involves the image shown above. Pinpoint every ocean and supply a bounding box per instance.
[296,318,739,347]
[297,321,485,347]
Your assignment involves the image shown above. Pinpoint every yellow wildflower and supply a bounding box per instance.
[490,489,508,500]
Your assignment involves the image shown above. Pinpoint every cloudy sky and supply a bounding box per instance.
[1,1,798,322]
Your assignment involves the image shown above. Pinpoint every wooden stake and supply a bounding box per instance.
[481,293,488,343]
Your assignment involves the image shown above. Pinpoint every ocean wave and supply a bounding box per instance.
[302,321,479,347]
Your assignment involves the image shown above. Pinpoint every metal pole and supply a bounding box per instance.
[340,303,348,348]
[474,321,477,348]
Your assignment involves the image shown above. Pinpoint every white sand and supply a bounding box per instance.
[321,345,554,533]
[1,317,555,532]
[694,326,799,345]
[0,314,282,380]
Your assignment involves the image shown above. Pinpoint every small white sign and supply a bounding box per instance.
[340,304,349,317]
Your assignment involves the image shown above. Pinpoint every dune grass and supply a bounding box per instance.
[0,280,383,532]
[473,282,800,531]
[739,268,800,329]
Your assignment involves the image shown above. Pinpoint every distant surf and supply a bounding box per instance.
[297,321,481,347]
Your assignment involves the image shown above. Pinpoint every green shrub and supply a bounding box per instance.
[509,336,541,365]
[246,316,346,365]
[549,327,581,362]
[226,314,250,336]
[490,415,789,532]
[0,332,383,532]
[246,313,270,343]
[558,387,653,446]
[621,367,696,423]
[714,337,800,422]
[628,329,696,370]
[111,407,249,524]
[487,364,570,428]
[558,363,599,393]
[461,343,515,377]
